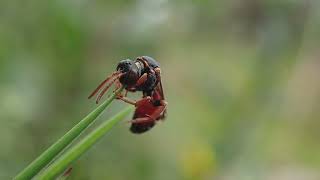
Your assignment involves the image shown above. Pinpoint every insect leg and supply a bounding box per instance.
[136,73,148,86]
[129,116,155,124]
[130,104,167,124]
[116,95,136,105]
[112,79,122,93]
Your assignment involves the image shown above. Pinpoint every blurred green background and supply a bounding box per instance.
[1,0,320,179]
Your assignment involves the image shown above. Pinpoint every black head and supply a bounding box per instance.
[116,59,133,73]
[116,59,139,86]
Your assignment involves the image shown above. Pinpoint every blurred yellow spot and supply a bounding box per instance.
[179,142,216,179]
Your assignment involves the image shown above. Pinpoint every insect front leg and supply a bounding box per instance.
[113,80,122,92]
[117,93,152,107]
[115,94,136,105]
[136,73,148,86]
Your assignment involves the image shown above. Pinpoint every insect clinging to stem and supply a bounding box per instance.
[88,56,167,134]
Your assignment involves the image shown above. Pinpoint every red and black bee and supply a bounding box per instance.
[88,56,167,134]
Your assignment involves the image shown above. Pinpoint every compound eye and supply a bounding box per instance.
[125,61,132,66]
[117,59,132,72]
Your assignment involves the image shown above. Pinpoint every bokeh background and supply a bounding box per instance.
[1,0,320,179]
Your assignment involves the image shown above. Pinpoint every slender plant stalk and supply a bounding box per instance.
[37,106,133,180]
[14,87,124,180]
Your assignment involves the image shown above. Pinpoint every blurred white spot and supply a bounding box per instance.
[129,0,170,34]
[266,166,320,180]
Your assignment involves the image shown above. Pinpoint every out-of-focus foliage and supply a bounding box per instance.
[1,0,320,179]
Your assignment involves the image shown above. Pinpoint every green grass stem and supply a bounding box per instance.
[14,87,123,180]
[37,106,133,180]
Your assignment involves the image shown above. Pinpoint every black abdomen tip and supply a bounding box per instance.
[130,122,155,134]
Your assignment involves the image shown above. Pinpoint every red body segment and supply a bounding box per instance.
[130,97,166,134]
